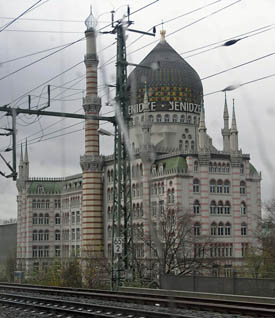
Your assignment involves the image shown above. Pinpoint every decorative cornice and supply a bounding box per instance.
[84,53,98,66]
[80,154,104,172]
[83,96,101,113]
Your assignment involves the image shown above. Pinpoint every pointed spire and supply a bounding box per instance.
[199,97,206,130]
[231,99,237,131]
[143,81,149,111]
[223,92,229,120]
[24,139,29,163]
[19,143,23,165]
[160,29,166,42]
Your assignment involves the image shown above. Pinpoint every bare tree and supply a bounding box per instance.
[134,205,213,286]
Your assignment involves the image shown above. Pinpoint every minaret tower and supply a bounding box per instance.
[230,99,239,153]
[222,92,230,152]
[80,8,103,256]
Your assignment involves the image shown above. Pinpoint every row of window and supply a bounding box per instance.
[32,199,61,209]
[193,179,246,194]
[32,228,80,241]
[193,162,244,174]
[131,113,198,125]
[32,245,80,258]
[193,222,247,236]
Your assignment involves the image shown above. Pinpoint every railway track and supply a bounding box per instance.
[0,292,190,317]
[0,282,274,317]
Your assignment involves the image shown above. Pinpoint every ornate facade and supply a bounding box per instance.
[16,17,261,277]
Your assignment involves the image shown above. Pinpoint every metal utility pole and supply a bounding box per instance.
[111,20,134,291]
[108,9,155,290]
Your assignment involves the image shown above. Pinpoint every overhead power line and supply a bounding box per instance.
[0,0,45,32]
[0,16,84,23]
[3,29,83,34]
[204,73,275,96]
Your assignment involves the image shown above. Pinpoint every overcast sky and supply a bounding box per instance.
[0,0,274,219]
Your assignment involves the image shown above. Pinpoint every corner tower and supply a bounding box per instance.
[80,9,103,255]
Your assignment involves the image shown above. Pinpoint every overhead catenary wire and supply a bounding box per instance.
[0,0,48,32]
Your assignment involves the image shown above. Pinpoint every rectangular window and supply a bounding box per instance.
[72,228,76,240]
[32,246,37,258]
[76,228,80,240]
[55,246,60,257]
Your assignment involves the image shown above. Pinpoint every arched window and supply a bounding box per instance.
[194,222,200,236]
[179,140,183,150]
[193,116,197,125]
[108,226,112,238]
[224,180,230,193]
[55,213,60,225]
[140,164,143,176]
[38,213,43,225]
[32,230,37,241]
[187,115,191,123]
[136,204,140,218]
[211,223,217,236]
[32,200,36,209]
[224,201,231,214]
[45,200,50,209]
[217,201,223,214]
[37,200,41,209]
[149,115,154,122]
[217,163,221,173]
[172,114,178,122]
[240,202,246,215]
[44,230,49,241]
[240,181,246,194]
[185,140,189,151]
[167,189,171,203]
[217,180,223,193]
[194,161,198,172]
[140,203,143,217]
[44,213,49,225]
[164,114,170,122]
[191,140,195,151]
[210,179,216,193]
[180,114,185,123]
[193,200,200,214]
[241,222,247,235]
[38,230,44,241]
[33,213,38,225]
[55,229,60,241]
[218,222,224,236]
[225,222,231,236]
[171,188,175,203]
[156,114,162,122]
[193,179,200,193]
[132,184,136,197]
[210,201,216,214]
[240,164,244,174]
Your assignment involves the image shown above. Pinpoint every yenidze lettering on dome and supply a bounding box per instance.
[128,101,201,115]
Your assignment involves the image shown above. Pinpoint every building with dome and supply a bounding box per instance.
[16,21,261,279]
